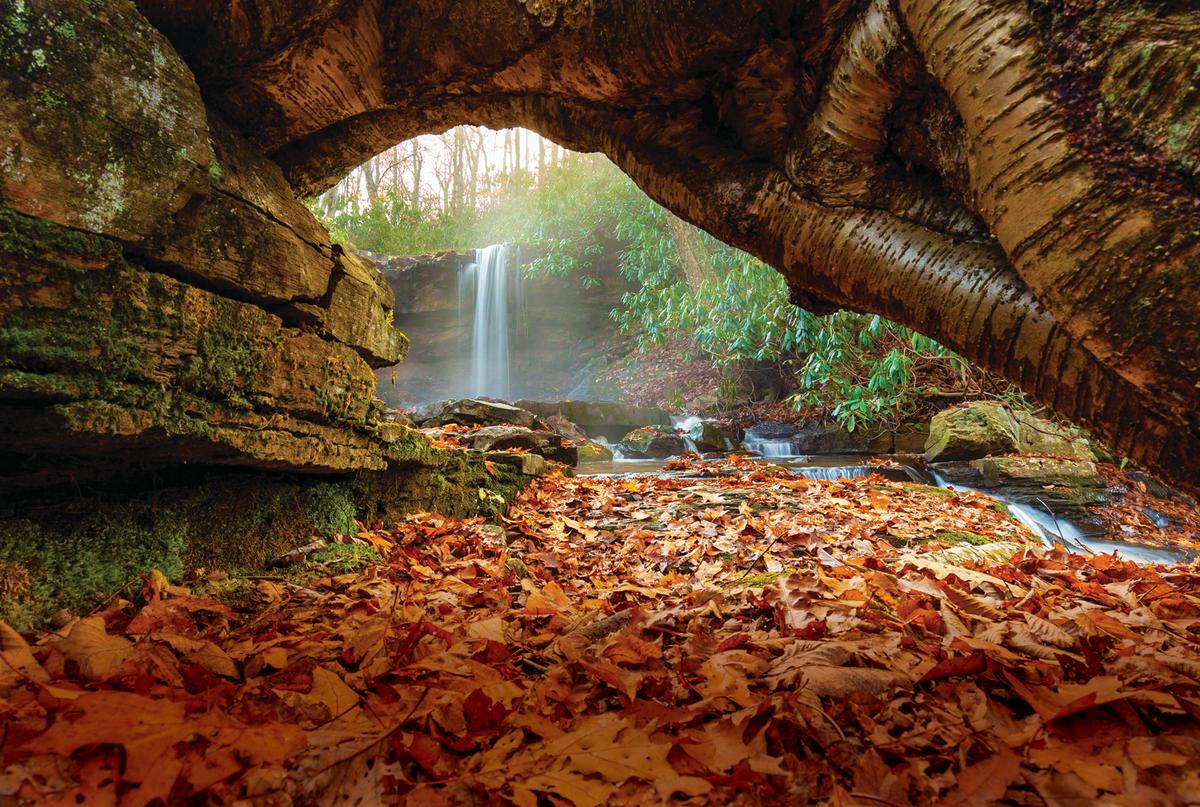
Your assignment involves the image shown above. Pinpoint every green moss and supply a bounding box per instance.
[179,309,270,404]
[207,143,223,182]
[307,543,382,575]
[727,571,784,588]
[0,205,121,264]
[900,482,957,499]
[0,451,546,628]
[0,511,185,629]
[931,529,995,546]
[303,483,357,538]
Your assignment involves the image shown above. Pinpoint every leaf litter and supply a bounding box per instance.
[3,455,1200,805]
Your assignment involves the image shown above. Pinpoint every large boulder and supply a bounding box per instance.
[465,426,576,466]
[926,402,1095,462]
[618,426,687,459]
[577,440,615,463]
[925,403,1021,461]
[412,399,540,429]
[685,421,740,453]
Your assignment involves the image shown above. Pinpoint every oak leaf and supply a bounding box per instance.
[55,616,135,680]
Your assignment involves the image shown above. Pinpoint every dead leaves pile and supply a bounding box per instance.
[3,457,1200,805]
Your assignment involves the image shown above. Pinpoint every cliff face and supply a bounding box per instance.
[365,249,626,407]
[0,0,410,486]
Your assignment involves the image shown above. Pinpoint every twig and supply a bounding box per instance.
[734,531,785,584]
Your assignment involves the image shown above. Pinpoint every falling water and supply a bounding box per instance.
[466,244,524,399]
[744,438,799,458]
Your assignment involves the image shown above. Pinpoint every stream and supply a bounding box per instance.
[580,450,1193,565]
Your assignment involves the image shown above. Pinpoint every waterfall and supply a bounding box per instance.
[465,244,524,399]
[744,438,799,458]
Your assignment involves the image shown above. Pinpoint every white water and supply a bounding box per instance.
[928,471,1187,564]
[744,438,798,458]
[466,244,524,399]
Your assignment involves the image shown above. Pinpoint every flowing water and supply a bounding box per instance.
[742,438,800,458]
[581,446,1191,564]
[464,244,524,398]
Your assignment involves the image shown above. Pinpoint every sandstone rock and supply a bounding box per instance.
[144,114,335,306]
[0,0,210,243]
[868,424,931,454]
[577,440,615,463]
[931,456,1108,516]
[283,251,408,367]
[542,414,587,443]
[0,208,386,477]
[793,422,870,454]
[926,403,1094,463]
[1015,414,1095,461]
[412,399,540,429]
[0,0,406,485]
[618,425,686,459]
[973,457,1107,508]
[465,426,577,465]
[745,422,800,442]
[745,421,870,455]
[925,403,1020,461]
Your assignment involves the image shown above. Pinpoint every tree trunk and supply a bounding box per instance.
[665,212,717,292]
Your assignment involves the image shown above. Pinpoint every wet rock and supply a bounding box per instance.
[618,425,687,459]
[792,422,870,454]
[466,426,577,465]
[746,421,869,455]
[515,400,672,442]
[925,403,1021,461]
[745,422,800,442]
[543,414,587,443]
[932,456,1108,514]
[925,402,1094,463]
[685,421,740,452]
[412,399,540,429]
[577,440,615,463]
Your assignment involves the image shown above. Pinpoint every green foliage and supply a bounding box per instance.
[788,315,964,431]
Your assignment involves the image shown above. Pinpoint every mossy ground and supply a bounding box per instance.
[0,452,541,629]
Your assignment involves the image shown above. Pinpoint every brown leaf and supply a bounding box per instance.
[54,616,135,680]
[936,746,1020,806]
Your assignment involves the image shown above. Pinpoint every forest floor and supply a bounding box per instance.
[4,457,1200,805]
